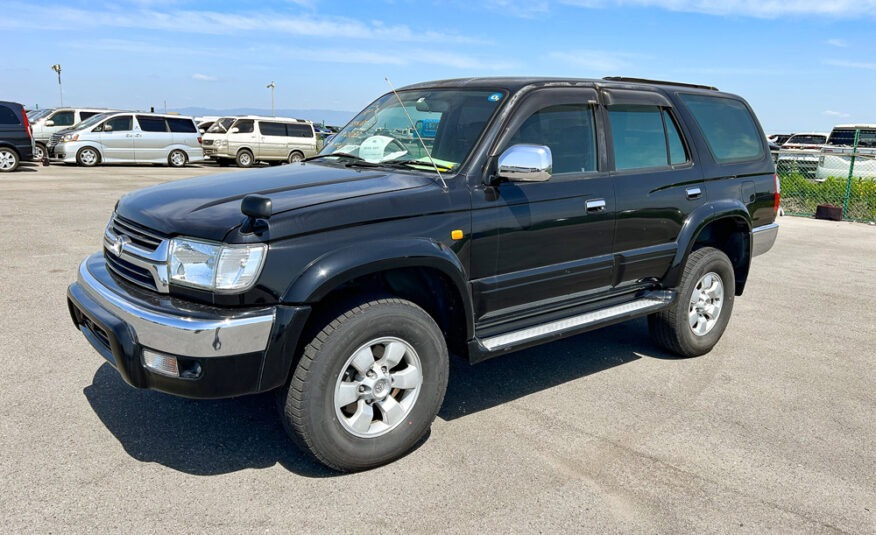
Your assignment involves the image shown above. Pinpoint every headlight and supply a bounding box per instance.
[61,134,79,143]
[216,139,227,147]
[168,238,266,292]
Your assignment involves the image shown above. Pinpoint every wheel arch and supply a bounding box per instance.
[665,200,753,295]
[76,144,104,163]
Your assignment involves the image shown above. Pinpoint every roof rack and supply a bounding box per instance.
[603,77,718,91]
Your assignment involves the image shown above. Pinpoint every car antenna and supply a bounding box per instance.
[384,77,448,192]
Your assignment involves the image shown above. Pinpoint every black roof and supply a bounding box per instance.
[400,76,723,95]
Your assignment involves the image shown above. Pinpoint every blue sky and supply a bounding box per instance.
[1,0,875,132]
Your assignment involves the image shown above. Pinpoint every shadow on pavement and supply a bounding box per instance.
[84,317,667,475]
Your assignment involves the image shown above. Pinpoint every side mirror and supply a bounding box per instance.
[104,125,113,132]
[45,120,55,127]
[200,128,206,133]
[497,144,552,182]
[241,194,272,220]
[231,127,240,134]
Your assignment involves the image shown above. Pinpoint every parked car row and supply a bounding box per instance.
[1,101,326,172]
[770,126,876,180]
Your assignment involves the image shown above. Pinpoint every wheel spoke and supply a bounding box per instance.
[689,290,700,305]
[381,341,406,368]
[688,308,699,327]
[377,396,405,427]
[391,366,420,390]
[348,400,374,433]
[335,382,360,408]
[350,346,375,375]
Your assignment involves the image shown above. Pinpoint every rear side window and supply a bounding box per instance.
[0,105,20,125]
[233,119,254,133]
[50,111,75,126]
[287,124,314,137]
[828,128,876,148]
[137,116,168,132]
[259,121,286,136]
[506,104,597,174]
[167,118,197,133]
[679,94,764,164]
[609,105,668,170]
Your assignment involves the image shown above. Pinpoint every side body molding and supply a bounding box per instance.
[663,199,752,291]
[283,238,475,339]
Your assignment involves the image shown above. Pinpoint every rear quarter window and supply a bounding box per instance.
[167,118,197,133]
[287,124,314,137]
[679,94,764,164]
[137,116,168,132]
[0,105,20,125]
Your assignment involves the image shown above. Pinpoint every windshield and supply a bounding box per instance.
[320,89,505,170]
[27,109,52,121]
[73,113,110,131]
[207,117,235,133]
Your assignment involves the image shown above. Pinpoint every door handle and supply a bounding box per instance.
[586,199,606,212]
[134,134,142,138]
[125,134,132,137]
[686,187,702,199]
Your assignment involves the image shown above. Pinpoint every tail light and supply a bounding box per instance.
[22,109,32,140]
[197,136,203,145]
[774,173,781,212]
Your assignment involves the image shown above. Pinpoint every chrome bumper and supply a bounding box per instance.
[752,223,778,257]
[76,256,275,357]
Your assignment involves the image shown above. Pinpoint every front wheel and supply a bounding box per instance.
[278,298,449,472]
[236,149,254,168]
[76,147,100,167]
[287,151,304,164]
[649,247,735,357]
[34,143,46,161]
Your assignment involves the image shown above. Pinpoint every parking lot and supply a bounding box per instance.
[2,162,874,533]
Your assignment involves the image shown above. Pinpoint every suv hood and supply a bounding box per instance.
[115,163,435,241]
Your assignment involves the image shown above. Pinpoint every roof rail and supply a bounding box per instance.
[603,77,718,91]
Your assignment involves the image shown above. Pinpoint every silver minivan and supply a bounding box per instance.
[202,115,318,167]
[49,112,205,167]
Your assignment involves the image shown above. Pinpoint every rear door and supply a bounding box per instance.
[257,121,287,159]
[133,115,170,162]
[167,117,199,151]
[97,115,135,161]
[0,103,28,156]
[604,89,704,287]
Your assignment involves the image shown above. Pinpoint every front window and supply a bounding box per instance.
[320,89,505,170]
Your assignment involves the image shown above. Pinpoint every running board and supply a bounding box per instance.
[479,295,672,352]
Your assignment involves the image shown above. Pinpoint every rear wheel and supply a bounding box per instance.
[236,149,254,168]
[278,297,449,472]
[34,143,47,161]
[649,247,735,357]
[167,149,187,168]
[287,151,304,164]
[76,147,100,167]
[0,147,20,172]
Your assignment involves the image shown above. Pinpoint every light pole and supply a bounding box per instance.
[51,64,63,106]
[266,81,275,116]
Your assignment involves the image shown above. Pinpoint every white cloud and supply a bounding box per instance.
[559,0,876,19]
[192,73,218,81]
[824,59,876,70]
[548,50,644,72]
[826,38,848,47]
[823,110,851,118]
[485,0,550,18]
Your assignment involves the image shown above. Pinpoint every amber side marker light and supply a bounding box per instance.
[451,230,463,240]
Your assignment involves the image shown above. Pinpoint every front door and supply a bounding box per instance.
[98,115,135,161]
[257,120,286,159]
[470,88,616,328]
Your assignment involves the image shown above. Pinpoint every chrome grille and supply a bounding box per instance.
[109,214,167,252]
[104,248,157,291]
[48,132,63,148]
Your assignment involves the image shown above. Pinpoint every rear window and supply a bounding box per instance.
[137,116,168,132]
[287,124,313,137]
[827,128,876,148]
[786,134,826,145]
[259,121,287,136]
[679,94,764,164]
[167,118,197,133]
[0,105,20,125]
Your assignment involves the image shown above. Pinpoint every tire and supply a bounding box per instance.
[76,147,100,167]
[167,149,187,168]
[278,297,449,472]
[649,247,735,358]
[287,151,304,164]
[0,147,20,172]
[236,149,254,168]
[34,143,46,161]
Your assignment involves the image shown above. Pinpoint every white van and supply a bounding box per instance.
[202,116,318,167]
[816,125,876,181]
[48,112,205,167]
[30,108,114,160]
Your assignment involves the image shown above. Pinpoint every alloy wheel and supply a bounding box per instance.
[689,271,724,336]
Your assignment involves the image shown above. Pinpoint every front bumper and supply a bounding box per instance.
[67,254,310,398]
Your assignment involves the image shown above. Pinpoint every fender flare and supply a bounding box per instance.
[663,199,752,289]
[283,238,474,339]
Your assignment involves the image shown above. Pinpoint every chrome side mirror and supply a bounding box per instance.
[231,127,240,134]
[497,144,552,182]
[45,120,55,127]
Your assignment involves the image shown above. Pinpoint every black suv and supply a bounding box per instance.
[0,101,34,172]
[67,77,779,471]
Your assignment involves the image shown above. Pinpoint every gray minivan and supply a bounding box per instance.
[49,112,205,167]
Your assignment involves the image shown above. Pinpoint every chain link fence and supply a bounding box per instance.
[774,130,876,223]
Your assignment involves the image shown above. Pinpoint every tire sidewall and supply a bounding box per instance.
[288,151,303,163]
[0,148,19,172]
[236,150,253,167]
[77,147,99,167]
[678,249,735,353]
[297,302,448,470]
[34,143,46,160]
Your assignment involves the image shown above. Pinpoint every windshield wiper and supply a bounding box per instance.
[303,152,380,167]
[381,159,454,172]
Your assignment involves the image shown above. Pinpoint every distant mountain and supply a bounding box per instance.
[170,107,356,127]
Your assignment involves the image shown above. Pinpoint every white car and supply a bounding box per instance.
[30,107,114,160]
[201,115,318,167]
[776,132,828,177]
[815,125,876,181]
[48,112,205,167]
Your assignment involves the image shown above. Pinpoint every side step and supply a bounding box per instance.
[479,294,672,352]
